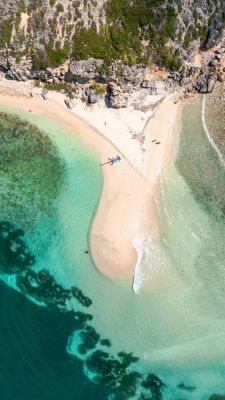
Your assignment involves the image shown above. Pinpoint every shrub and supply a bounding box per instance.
[0,19,13,48]
[56,3,64,13]
[72,0,178,67]
[19,1,26,13]
[15,12,21,32]
[33,42,70,68]
[157,46,181,71]
[89,83,106,94]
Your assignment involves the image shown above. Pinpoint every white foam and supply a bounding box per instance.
[202,95,225,168]
[132,236,164,294]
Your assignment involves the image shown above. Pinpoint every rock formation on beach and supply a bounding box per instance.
[0,0,224,106]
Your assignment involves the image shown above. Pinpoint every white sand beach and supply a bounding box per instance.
[0,79,182,281]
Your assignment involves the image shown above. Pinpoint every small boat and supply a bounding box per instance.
[110,155,121,164]
[100,155,122,167]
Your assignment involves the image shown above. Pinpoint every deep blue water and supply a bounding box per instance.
[0,280,121,400]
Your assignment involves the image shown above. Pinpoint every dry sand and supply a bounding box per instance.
[0,79,182,281]
[92,95,182,280]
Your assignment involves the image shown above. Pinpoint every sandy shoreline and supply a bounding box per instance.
[0,79,182,282]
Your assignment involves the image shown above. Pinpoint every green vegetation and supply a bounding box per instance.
[15,12,22,32]
[36,81,74,97]
[198,25,208,40]
[157,47,181,70]
[0,19,13,48]
[15,54,22,63]
[56,3,64,13]
[2,0,221,72]
[72,1,80,9]
[89,82,106,94]
[72,26,116,65]
[19,1,26,13]
[33,42,70,68]
[72,0,180,69]
[222,12,225,23]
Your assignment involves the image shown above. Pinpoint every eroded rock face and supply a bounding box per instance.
[5,58,33,80]
[205,16,225,49]
[1,49,224,108]
[107,94,127,109]
[88,92,99,104]
[141,79,166,95]
[0,39,224,108]
[121,64,148,84]
[107,82,127,108]
[66,58,104,84]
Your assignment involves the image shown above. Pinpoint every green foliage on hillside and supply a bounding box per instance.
[15,12,22,32]
[33,42,70,69]
[0,19,13,48]
[35,80,74,96]
[72,26,115,64]
[56,3,64,13]
[72,0,179,69]
[19,1,26,13]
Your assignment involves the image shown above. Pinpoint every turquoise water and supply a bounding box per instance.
[0,93,225,400]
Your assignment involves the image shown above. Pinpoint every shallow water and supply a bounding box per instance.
[0,92,225,399]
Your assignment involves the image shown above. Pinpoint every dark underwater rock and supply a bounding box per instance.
[100,339,111,347]
[142,373,165,400]
[16,267,94,312]
[119,371,142,396]
[73,311,93,329]
[209,395,225,400]
[177,383,196,392]
[71,286,92,307]
[16,269,71,306]
[85,349,140,389]
[78,325,100,354]
[86,349,126,387]
[117,351,139,367]
[0,221,35,274]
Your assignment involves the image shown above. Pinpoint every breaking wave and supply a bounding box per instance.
[202,95,225,168]
[132,236,164,294]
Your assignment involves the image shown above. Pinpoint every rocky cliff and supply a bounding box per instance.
[0,0,224,107]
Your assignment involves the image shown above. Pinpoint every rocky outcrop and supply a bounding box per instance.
[87,92,99,104]
[0,42,224,109]
[5,58,33,81]
[207,77,216,93]
[205,16,225,49]
[64,98,76,109]
[107,82,128,108]
[141,79,164,95]
[66,58,104,84]
[120,64,148,85]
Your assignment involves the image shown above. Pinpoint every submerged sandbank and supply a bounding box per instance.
[0,80,181,281]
